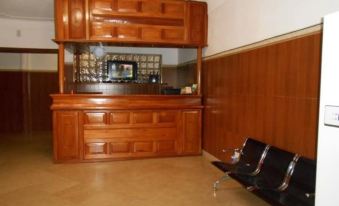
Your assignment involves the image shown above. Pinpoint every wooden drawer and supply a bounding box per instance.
[156,140,176,153]
[141,27,162,41]
[85,142,108,155]
[84,142,110,159]
[90,0,185,18]
[132,111,154,124]
[109,112,130,124]
[91,24,142,40]
[84,127,177,139]
[84,112,107,125]
[133,141,154,153]
[110,142,131,153]
[116,26,141,39]
[157,111,178,124]
[90,23,113,39]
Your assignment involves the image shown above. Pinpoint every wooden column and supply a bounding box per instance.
[58,43,65,93]
[196,47,202,95]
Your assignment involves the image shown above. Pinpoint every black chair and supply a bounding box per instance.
[213,138,270,191]
[229,146,299,191]
[254,156,316,206]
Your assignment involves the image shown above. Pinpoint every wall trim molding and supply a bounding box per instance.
[204,24,322,62]
[0,69,57,72]
[176,24,322,67]
[0,47,58,53]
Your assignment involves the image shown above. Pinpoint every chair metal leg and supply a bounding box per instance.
[213,173,230,191]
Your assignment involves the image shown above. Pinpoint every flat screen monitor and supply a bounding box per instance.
[107,60,138,81]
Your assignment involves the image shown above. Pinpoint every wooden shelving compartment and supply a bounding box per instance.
[55,0,207,46]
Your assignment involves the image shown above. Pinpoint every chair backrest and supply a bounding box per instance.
[237,138,270,175]
[287,156,316,195]
[255,146,297,189]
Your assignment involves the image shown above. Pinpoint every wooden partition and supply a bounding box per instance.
[202,32,322,160]
[0,71,58,133]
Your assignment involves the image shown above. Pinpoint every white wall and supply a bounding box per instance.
[202,0,339,57]
[178,48,196,64]
[21,53,57,71]
[0,53,57,71]
[0,53,22,70]
[316,11,339,206]
[0,17,56,49]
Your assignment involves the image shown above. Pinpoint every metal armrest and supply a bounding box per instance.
[276,154,300,191]
[222,148,240,153]
[222,148,242,163]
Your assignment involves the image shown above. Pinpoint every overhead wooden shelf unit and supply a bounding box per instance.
[52,0,207,163]
[55,0,207,47]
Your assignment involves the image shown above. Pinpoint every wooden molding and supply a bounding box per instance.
[0,47,58,53]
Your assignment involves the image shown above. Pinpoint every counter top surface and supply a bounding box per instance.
[50,94,203,110]
[51,94,201,98]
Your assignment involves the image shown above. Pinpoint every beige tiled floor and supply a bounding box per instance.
[0,132,268,206]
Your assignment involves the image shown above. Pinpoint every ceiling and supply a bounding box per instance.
[0,0,54,21]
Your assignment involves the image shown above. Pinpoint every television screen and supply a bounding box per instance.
[107,60,137,81]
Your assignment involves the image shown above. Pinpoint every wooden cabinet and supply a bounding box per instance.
[55,0,86,40]
[82,110,180,160]
[182,110,201,154]
[51,95,202,162]
[55,0,207,46]
[53,111,80,162]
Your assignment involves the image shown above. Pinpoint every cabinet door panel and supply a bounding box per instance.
[189,2,207,45]
[182,110,201,154]
[116,0,140,13]
[54,111,79,161]
[162,28,185,41]
[68,0,86,39]
[161,1,185,18]
[91,0,113,12]
[141,0,161,14]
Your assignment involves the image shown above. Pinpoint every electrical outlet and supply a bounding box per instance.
[324,105,339,127]
[16,30,21,37]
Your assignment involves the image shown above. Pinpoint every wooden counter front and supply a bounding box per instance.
[51,94,202,163]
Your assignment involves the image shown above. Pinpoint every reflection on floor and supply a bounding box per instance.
[0,132,268,206]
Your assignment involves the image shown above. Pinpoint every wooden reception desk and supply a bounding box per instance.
[51,94,202,163]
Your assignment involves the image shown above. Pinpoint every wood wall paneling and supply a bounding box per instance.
[30,72,59,131]
[0,71,58,133]
[0,72,25,133]
[202,33,321,159]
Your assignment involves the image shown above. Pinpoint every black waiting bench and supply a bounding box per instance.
[212,138,316,206]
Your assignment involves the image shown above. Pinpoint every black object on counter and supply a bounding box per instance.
[161,88,181,95]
